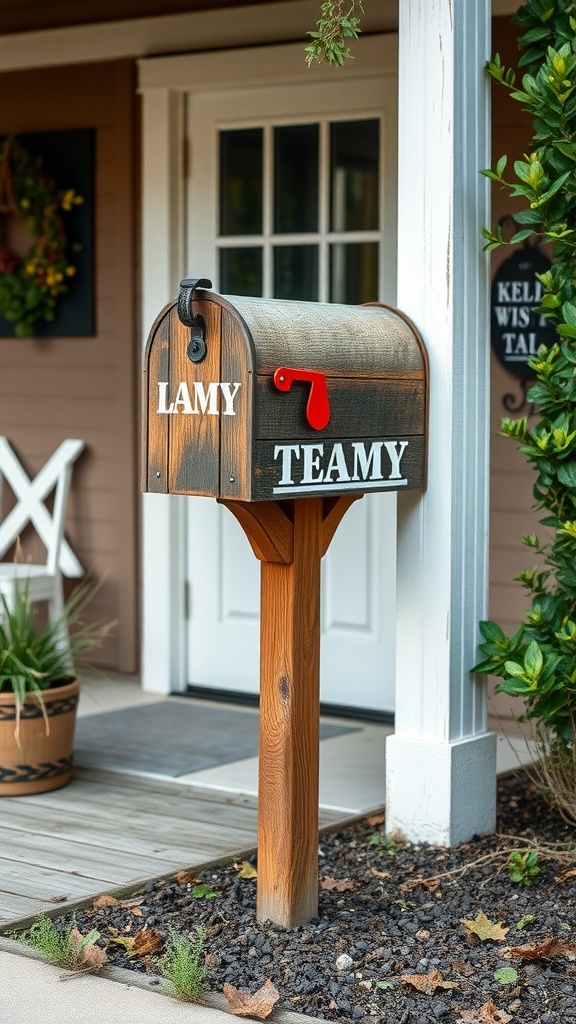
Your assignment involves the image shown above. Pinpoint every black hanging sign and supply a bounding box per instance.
[491,247,556,380]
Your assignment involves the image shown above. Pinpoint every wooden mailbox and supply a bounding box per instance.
[143,282,428,501]
[143,280,428,929]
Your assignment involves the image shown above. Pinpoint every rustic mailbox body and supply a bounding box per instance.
[143,288,428,501]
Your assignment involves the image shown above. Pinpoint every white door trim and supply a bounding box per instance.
[140,35,397,694]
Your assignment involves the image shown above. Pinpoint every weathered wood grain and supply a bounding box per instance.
[0,826,175,882]
[0,799,255,859]
[169,301,221,495]
[223,295,425,374]
[218,499,293,564]
[255,372,426,440]
[257,498,322,927]
[220,308,253,500]
[142,303,173,493]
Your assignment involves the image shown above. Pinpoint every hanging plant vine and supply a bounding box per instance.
[0,135,83,338]
[305,1,364,67]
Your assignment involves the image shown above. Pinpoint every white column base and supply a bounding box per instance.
[385,732,497,846]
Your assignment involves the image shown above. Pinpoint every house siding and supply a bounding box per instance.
[0,59,138,672]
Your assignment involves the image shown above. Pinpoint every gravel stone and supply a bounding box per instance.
[336,954,354,971]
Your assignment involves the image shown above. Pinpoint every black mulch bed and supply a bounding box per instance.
[54,772,576,1022]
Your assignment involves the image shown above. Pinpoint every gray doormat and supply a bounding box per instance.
[74,701,360,777]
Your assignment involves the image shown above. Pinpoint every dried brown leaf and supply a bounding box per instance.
[365,813,385,826]
[175,870,199,885]
[49,895,68,903]
[224,979,280,1019]
[92,894,144,910]
[69,928,108,972]
[503,936,576,961]
[134,928,164,955]
[400,877,439,893]
[108,928,163,957]
[460,912,509,942]
[93,895,118,909]
[320,876,354,892]
[554,869,576,884]
[79,943,108,972]
[453,1000,512,1023]
[401,969,458,995]
[370,868,390,879]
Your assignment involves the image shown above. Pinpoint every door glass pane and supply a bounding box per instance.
[274,245,318,300]
[330,119,379,232]
[220,129,263,235]
[274,124,319,233]
[330,242,378,303]
[220,248,263,296]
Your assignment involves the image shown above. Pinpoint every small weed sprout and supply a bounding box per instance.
[508,850,541,886]
[394,898,414,912]
[156,925,209,1002]
[368,832,400,857]
[10,915,104,971]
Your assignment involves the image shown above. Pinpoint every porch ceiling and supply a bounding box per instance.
[0,0,520,37]
[0,0,285,35]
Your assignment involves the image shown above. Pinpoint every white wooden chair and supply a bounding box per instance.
[0,437,85,641]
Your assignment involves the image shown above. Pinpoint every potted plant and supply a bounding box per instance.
[0,580,113,796]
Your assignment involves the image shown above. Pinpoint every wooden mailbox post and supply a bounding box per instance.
[143,280,428,927]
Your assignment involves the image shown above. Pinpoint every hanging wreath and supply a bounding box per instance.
[0,135,83,338]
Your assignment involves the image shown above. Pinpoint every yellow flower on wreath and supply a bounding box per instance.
[61,189,83,211]
[0,134,85,337]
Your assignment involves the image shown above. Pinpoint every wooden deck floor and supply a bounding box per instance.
[0,767,347,927]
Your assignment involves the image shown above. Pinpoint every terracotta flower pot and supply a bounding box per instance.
[0,677,79,796]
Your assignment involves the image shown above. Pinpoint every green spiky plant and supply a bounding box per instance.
[0,578,114,741]
[472,0,576,823]
[155,926,209,1002]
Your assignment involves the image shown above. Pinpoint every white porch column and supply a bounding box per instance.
[386,0,496,844]
[141,85,187,694]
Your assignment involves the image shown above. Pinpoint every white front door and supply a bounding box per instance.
[185,45,398,712]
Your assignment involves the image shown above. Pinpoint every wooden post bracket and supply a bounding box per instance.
[218,493,362,928]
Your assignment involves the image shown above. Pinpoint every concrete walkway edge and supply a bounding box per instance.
[0,937,312,1024]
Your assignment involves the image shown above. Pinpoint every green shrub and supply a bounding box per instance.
[473,3,576,819]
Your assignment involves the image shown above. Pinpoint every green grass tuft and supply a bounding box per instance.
[12,915,74,968]
[156,925,209,1002]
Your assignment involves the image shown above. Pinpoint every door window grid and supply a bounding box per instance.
[217,115,383,302]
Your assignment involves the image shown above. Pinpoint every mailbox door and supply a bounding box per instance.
[144,297,254,500]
